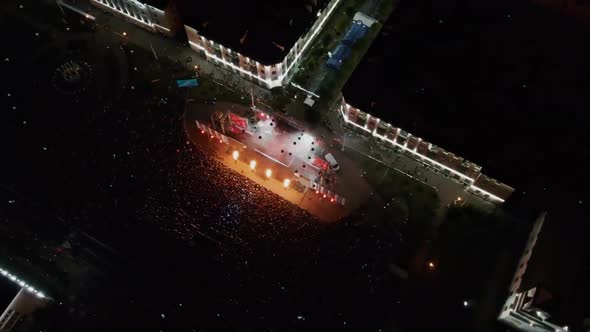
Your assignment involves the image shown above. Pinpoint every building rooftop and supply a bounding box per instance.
[182,0,330,64]
[511,215,590,329]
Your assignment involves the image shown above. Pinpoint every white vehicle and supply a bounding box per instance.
[324,153,340,171]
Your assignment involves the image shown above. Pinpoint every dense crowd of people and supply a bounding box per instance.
[143,144,321,253]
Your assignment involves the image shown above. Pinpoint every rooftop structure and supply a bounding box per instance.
[183,0,330,65]
[185,0,342,88]
[89,0,181,36]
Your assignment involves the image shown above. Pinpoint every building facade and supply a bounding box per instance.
[185,0,342,88]
[0,268,48,332]
[498,212,586,332]
[338,100,514,204]
[90,0,180,36]
[0,289,47,332]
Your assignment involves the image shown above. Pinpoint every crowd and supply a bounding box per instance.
[143,143,321,253]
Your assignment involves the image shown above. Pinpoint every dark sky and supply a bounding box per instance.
[0,277,18,311]
[345,0,590,222]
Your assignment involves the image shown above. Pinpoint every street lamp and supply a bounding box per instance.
[232,150,239,162]
[122,32,127,37]
[283,179,290,188]
[265,169,272,179]
[250,160,256,171]
[427,261,436,270]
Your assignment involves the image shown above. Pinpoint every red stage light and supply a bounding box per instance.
[219,140,223,143]
[210,135,214,139]
[315,190,319,194]
[323,194,326,198]
[330,198,334,203]
[201,130,205,134]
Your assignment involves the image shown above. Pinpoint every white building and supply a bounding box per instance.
[85,0,343,88]
[498,212,589,332]
[338,101,515,205]
[185,0,343,88]
[90,0,179,36]
[0,289,47,332]
[0,267,48,332]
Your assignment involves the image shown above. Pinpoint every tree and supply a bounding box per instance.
[269,87,291,111]
[321,33,332,48]
[304,106,322,125]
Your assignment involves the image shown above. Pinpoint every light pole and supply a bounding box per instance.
[150,42,158,61]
